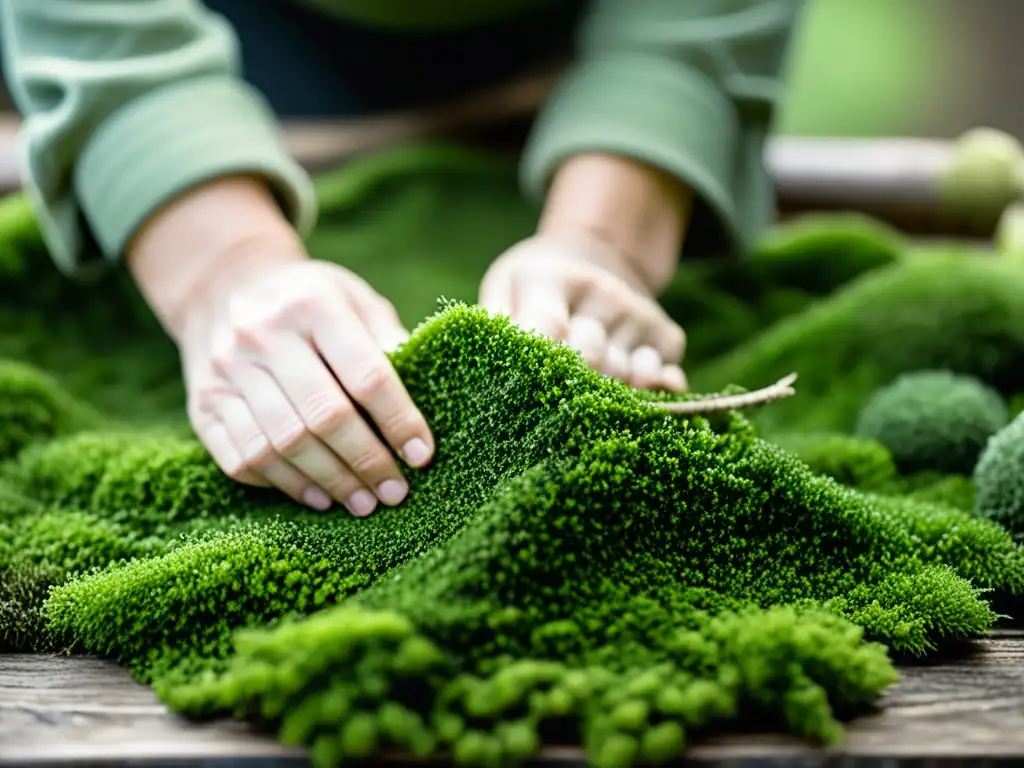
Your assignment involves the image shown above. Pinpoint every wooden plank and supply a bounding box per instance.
[4,633,1024,766]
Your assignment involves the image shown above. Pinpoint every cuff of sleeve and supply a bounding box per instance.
[520,54,771,257]
[74,75,317,262]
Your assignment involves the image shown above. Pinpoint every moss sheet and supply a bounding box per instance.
[1,144,1024,767]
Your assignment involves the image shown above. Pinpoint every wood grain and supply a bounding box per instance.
[4,633,1024,766]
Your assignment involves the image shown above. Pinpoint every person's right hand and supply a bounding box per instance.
[176,255,435,516]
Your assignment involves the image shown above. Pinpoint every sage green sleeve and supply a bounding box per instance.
[521,0,805,258]
[0,0,317,277]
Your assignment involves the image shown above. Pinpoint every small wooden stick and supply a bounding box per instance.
[651,373,799,415]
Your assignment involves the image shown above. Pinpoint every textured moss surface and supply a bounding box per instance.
[855,371,1009,475]
[2,144,1024,767]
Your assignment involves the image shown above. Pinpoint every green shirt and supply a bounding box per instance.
[0,0,803,277]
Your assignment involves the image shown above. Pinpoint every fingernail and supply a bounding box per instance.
[302,487,332,511]
[346,489,377,517]
[402,438,432,467]
[377,479,408,506]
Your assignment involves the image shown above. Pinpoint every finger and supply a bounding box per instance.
[604,344,631,382]
[311,309,435,472]
[478,268,515,318]
[345,282,411,354]
[573,284,630,339]
[262,334,411,508]
[608,321,642,353]
[194,418,269,487]
[369,320,410,356]
[611,310,686,367]
[659,364,689,393]
[227,363,377,516]
[215,395,331,510]
[570,270,685,365]
[629,345,665,390]
[512,281,571,342]
[648,317,687,367]
[567,315,609,371]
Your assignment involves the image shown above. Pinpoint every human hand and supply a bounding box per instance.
[177,255,434,515]
[125,175,433,515]
[479,230,688,391]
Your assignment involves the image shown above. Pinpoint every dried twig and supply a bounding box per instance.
[651,373,799,415]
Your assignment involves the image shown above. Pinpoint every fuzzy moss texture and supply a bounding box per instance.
[3,144,1024,767]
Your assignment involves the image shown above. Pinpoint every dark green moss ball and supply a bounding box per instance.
[974,412,1024,536]
[854,371,1009,475]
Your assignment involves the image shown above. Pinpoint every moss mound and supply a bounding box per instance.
[770,432,897,490]
[692,252,1024,434]
[3,303,1024,764]
[854,371,1009,475]
[974,412,1024,538]
[0,144,1023,765]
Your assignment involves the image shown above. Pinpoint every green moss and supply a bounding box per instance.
[0,304,1017,766]
[854,371,1009,475]
[0,144,1022,765]
[974,412,1024,538]
[0,360,101,459]
[693,252,1024,434]
[660,214,904,364]
[887,472,978,513]
[770,432,896,490]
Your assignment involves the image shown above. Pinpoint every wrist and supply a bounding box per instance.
[126,175,306,341]
[537,153,691,293]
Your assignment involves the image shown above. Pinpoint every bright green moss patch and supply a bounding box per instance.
[1,144,1023,765]
[854,371,1009,475]
[3,303,1023,765]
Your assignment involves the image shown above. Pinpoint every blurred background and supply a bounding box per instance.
[778,0,1023,139]
[0,0,1019,139]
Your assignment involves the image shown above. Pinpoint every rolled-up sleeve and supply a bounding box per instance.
[0,0,317,277]
[521,0,805,257]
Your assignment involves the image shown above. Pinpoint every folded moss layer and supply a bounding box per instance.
[0,145,1023,765]
[2,301,1023,766]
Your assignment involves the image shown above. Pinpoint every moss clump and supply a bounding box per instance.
[853,371,1009,475]
[0,145,1024,765]
[771,432,896,490]
[887,472,978,513]
[692,252,1024,434]
[659,214,904,364]
[974,412,1024,538]
[0,360,100,460]
[2,303,1022,767]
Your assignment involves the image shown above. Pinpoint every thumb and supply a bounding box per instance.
[478,267,513,318]
[342,275,410,354]
[514,280,570,342]
[480,266,569,341]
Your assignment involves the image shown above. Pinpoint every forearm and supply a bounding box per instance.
[127,176,306,343]
[1,0,316,277]
[522,0,804,260]
[538,153,692,294]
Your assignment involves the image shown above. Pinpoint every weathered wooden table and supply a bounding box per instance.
[2,632,1024,767]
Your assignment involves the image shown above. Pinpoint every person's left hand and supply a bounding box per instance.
[478,230,688,392]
